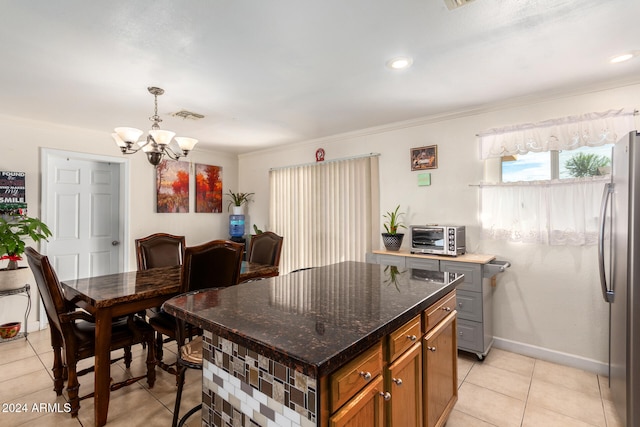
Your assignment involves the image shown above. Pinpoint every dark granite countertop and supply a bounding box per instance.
[162,261,462,377]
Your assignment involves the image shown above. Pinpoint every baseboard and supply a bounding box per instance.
[492,337,608,376]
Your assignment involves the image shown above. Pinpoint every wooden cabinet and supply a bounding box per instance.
[329,342,386,426]
[326,294,457,427]
[330,375,385,427]
[387,342,422,427]
[423,312,457,427]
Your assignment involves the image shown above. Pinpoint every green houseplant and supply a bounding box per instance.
[225,191,255,212]
[0,215,52,270]
[382,205,406,251]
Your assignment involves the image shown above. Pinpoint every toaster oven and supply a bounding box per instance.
[410,225,466,256]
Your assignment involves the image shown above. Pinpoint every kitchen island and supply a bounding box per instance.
[163,260,463,427]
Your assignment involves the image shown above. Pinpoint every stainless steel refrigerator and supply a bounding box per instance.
[599,130,640,426]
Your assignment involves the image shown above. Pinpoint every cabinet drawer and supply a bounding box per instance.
[330,341,383,412]
[423,291,456,334]
[440,261,482,292]
[388,315,421,362]
[455,290,482,322]
[456,318,483,353]
[406,257,439,271]
[378,255,405,267]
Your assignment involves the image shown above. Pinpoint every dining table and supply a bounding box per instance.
[60,261,278,427]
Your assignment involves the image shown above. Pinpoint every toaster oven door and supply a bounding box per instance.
[412,227,445,252]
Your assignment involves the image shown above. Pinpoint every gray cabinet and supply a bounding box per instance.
[369,252,501,360]
[439,261,493,360]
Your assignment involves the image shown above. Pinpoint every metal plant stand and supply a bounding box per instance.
[0,283,31,342]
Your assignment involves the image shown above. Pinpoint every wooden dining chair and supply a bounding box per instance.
[170,239,244,427]
[247,231,283,269]
[147,240,244,385]
[24,247,156,418]
[135,232,186,363]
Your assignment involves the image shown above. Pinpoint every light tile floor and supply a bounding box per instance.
[0,329,626,427]
[448,349,624,427]
[0,328,201,427]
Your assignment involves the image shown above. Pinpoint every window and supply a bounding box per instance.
[501,144,613,183]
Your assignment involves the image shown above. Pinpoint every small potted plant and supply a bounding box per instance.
[382,205,406,251]
[225,191,255,214]
[0,214,52,270]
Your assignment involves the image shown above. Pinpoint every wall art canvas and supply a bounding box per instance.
[156,160,189,213]
[195,163,223,213]
[411,145,438,171]
[0,171,27,215]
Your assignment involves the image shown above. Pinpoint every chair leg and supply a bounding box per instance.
[124,345,133,368]
[178,403,202,427]
[155,332,164,362]
[172,364,187,427]
[145,335,156,388]
[66,359,81,417]
[52,345,64,395]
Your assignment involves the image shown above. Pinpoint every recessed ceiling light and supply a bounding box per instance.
[386,57,413,70]
[610,51,638,64]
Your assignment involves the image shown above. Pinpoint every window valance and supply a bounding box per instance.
[479,108,636,160]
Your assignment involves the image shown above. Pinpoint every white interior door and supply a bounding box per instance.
[42,153,124,280]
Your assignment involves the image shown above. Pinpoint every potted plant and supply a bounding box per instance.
[0,214,52,270]
[225,191,254,214]
[382,205,406,251]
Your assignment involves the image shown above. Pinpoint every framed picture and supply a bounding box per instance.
[410,145,438,171]
[156,160,190,213]
[195,163,223,213]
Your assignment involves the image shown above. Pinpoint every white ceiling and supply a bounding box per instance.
[2,0,640,154]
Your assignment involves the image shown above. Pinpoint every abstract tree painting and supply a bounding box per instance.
[195,163,223,213]
[156,160,190,213]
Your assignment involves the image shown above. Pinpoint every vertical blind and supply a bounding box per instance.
[269,155,380,274]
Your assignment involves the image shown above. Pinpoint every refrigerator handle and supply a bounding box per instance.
[598,182,615,303]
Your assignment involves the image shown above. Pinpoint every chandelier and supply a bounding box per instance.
[111,87,199,166]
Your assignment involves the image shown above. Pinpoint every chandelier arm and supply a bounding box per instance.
[161,145,183,161]
[121,144,142,155]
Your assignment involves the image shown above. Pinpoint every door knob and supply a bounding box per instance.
[112,240,120,246]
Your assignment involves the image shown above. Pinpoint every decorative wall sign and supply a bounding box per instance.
[0,171,27,215]
[418,173,431,186]
[315,148,325,162]
[156,160,189,213]
[410,145,438,171]
[195,163,223,213]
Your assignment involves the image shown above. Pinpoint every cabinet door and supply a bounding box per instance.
[423,312,458,427]
[330,375,385,427]
[387,342,422,427]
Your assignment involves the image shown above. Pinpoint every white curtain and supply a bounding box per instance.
[269,155,380,273]
[480,177,608,245]
[479,108,635,159]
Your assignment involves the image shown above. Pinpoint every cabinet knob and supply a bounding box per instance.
[359,371,372,380]
[406,334,417,341]
[441,306,452,312]
[379,391,392,401]
[427,346,437,352]
[392,378,403,386]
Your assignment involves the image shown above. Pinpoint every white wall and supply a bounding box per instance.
[239,83,640,370]
[0,114,239,329]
